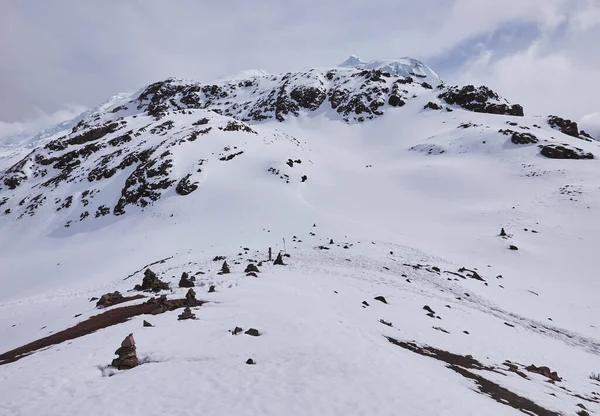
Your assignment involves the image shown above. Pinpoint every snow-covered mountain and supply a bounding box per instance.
[1,58,600,416]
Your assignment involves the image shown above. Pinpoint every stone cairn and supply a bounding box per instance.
[111,333,138,370]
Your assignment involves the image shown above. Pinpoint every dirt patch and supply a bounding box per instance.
[450,365,560,416]
[386,337,560,416]
[0,297,206,366]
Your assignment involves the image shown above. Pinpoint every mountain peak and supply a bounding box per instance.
[339,55,442,85]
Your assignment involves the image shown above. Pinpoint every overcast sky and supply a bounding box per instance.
[1,0,599,138]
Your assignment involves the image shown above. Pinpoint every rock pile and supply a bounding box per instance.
[244,263,260,274]
[111,334,138,370]
[179,272,195,288]
[178,307,196,320]
[274,252,285,265]
[526,364,561,382]
[185,288,196,306]
[134,269,169,292]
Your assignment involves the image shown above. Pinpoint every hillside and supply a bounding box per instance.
[1,57,600,416]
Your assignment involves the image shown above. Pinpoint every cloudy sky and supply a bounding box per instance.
[1,0,599,138]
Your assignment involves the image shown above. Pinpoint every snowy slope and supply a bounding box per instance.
[1,60,600,416]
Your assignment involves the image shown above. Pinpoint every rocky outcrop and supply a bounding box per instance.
[540,144,594,160]
[111,334,138,370]
[548,115,579,138]
[439,85,523,116]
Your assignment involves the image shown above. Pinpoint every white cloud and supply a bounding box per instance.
[0,105,87,143]
[0,0,597,124]
[580,112,600,140]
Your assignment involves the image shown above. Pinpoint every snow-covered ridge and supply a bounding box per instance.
[339,54,442,85]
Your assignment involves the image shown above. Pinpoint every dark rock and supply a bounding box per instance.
[500,227,506,237]
[526,364,561,381]
[509,245,518,251]
[362,301,369,307]
[424,101,442,110]
[388,94,405,107]
[246,272,258,277]
[374,296,388,304]
[273,252,285,265]
[510,131,538,144]
[439,85,523,116]
[143,320,153,327]
[246,358,256,365]
[245,328,261,336]
[96,291,124,308]
[540,144,594,160]
[213,256,226,261]
[220,261,231,274]
[178,307,196,320]
[208,285,216,293]
[379,319,393,327]
[244,263,260,273]
[232,326,243,335]
[185,288,197,306]
[301,175,307,182]
[134,269,170,292]
[179,272,195,288]
[175,174,198,195]
[423,305,435,314]
[548,115,579,137]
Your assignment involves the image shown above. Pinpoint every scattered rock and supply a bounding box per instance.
[423,305,435,314]
[245,328,261,337]
[273,252,285,265]
[220,261,231,274]
[246,272,258,277]
[143,320,153,327]
[134,269,169,292]
[526,364,562,381]
[246,358,256,365]
[111,333,138,370]
[500,227,506,237]
[509,245,518,251]
[208,285,216,293]
[213,256,226,261]
[179,272,195,288]
[178,307,196,320]
[379,319,393,327]
[232,326,243,335]
[362,301,370,307]
[374,296,388,304]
